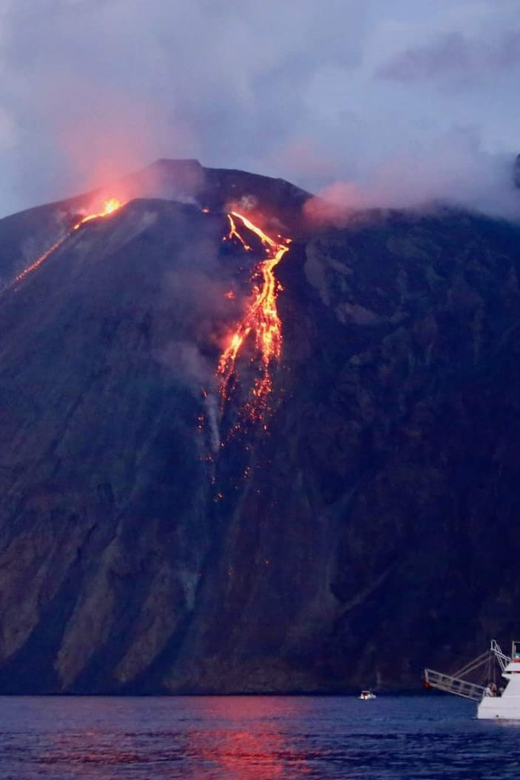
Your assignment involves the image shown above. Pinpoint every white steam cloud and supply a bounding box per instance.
[304,130,520,223]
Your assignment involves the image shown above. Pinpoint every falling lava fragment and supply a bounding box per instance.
[218,211,291,421]
[12,198,125,287]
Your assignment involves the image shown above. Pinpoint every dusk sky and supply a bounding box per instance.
[0,0,518,217]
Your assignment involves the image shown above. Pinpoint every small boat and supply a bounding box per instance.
[424,640,520,720]
[359,690,376,700]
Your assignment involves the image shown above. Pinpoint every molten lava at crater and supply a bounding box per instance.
[73,198,124,230]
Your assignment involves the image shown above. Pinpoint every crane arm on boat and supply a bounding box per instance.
[424,668,485,702]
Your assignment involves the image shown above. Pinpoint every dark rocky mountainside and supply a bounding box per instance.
[0,160,519,693]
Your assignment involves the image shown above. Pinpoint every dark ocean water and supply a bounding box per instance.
[0,695,518,779]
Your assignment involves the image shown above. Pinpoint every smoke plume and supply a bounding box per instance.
[157,223,247,453]
[162,340,220,452]
[304,130,520,225]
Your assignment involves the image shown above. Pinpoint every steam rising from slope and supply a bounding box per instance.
[304,132,520,225]
[158,224,248,454]
[163,340,221,452]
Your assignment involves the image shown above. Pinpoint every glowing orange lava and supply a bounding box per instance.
[218,211,291,419]
[73,198,123,229]
[12,198,125,287]
[224,214,252,251]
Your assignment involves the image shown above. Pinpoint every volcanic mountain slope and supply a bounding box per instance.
[0,161,519,693]
[0,159,308,290]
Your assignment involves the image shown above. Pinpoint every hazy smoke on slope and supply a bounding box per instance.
[158,227,246,453]
[163,340,220,452]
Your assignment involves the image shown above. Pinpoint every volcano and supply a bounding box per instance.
[0,159,520,694]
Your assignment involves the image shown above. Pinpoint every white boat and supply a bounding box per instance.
[424,640,520,720]
[359,689,376,700]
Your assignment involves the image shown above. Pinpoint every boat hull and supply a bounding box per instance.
[478,696,520,720]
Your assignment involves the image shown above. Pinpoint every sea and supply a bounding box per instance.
[0,694,517,779]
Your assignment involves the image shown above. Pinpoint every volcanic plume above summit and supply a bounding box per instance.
[0,2,518,220]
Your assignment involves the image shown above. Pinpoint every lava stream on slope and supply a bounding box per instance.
[12,198,125,287]
[218,211,291,422]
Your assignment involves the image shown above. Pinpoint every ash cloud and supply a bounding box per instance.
[0,0,518,220]
[378,29,520,87]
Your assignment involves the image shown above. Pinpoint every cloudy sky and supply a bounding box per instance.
[0,0,518,217]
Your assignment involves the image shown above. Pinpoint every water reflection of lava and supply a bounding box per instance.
[188,697,313,779]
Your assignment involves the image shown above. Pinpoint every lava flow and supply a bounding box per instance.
[218,211,291,420]
[12,198,124,287]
